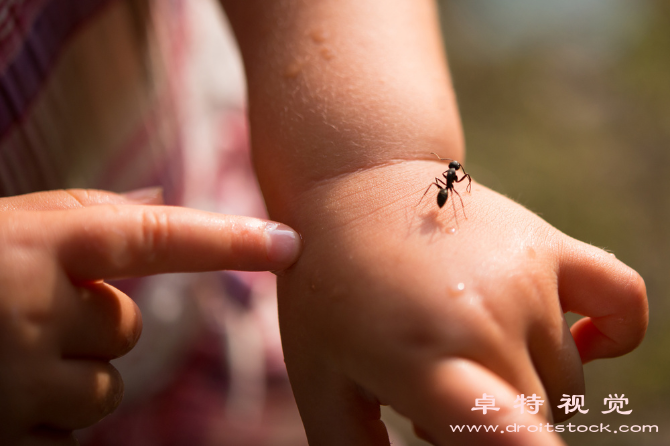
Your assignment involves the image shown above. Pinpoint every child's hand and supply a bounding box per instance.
[220,2,646,443]
[0,189,301,445]
[276,162,647,446]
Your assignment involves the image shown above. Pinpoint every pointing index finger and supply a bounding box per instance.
[38,205,301,280]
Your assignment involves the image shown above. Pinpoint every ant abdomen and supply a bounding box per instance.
[437,189,448,208]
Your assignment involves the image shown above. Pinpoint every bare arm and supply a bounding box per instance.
[221,0,463,217]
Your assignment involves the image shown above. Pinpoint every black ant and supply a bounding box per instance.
[419,152,472,218]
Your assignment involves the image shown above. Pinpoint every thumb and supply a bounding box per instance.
[0,187,164,211]
[557,238,648,363]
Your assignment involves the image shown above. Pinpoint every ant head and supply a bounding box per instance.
[449,160,461,170]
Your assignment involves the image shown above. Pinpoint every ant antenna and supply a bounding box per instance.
[430,152,455,162]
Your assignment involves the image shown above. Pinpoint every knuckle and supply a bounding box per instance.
[113,308,142,359]
[94,285,142,359]
[63,188,90,207]
[84,207,173,272]
[93,364,124,420]
[68,363,124,429]
[137,209,171,264]
[504,267,556,317]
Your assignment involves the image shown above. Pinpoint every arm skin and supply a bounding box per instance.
[221,0,463,212]
[220,1,648,445]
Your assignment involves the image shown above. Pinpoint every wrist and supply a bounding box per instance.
[254,134,465,221]
[263,160,476,236]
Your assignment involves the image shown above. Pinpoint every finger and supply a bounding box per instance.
[35,360,123,431]
[395,359,566,446]
[33,205,301,280]
[0,187,163,211]
[527,314,584,422]
[557,239,648,363]
[467,348,553,423]
[286,358,390,446]
[60,282,142,360]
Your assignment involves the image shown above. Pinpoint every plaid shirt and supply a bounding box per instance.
[0,0,185,203]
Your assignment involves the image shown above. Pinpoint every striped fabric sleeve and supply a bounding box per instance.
[0,0,186,204]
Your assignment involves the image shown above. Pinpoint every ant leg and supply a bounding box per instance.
[417,181,442,206]
[452,188,467,219]
[455,173,473,193]
[459,165,472,193]
[450,191,460,228]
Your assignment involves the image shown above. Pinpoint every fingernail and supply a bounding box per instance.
[120,187,164,204]
[264,222,302,266]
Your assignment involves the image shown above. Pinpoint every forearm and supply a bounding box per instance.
[220,0,463,218]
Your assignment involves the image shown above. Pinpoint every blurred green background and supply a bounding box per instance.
[387,1,670,445]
